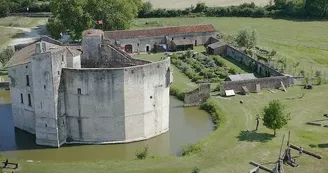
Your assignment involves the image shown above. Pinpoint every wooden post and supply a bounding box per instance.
[250,161,274,173]
[290,144,322,159]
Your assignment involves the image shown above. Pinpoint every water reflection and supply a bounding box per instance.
[0,91,213,162]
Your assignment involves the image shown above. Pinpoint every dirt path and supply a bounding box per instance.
[0,25,46,46]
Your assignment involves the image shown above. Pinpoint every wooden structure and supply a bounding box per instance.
[2,159,19,169]
[249,131,323,173]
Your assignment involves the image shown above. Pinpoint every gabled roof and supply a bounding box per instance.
[207,41,227,49]
[65,47,81,58]
[172,38,193,46]
[5,41,61,68]
[228,73,257,81]
[105,24,216,40]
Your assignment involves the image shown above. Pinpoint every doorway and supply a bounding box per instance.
[146,45,150,52]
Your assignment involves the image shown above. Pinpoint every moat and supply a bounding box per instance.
[0,90,214,161]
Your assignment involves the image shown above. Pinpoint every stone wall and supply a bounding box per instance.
[221,76,293,95]
[226,46,283,77]
[62,58,171,144]
[116,32,217,53]
[184,83,211,107]
[8,63,35,135]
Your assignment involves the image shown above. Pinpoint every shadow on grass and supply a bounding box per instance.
[237,130,274,143]
[318,144,328,148]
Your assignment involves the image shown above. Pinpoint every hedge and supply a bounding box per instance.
[200,99,226,128]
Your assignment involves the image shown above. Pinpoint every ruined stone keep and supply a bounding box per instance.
[6,29,173,147]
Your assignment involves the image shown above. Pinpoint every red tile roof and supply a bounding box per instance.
[104,24,216,40]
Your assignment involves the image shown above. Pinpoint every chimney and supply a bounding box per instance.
[35,42,42,54]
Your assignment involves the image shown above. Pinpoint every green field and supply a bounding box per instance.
[145,0,269,9]
[133,17,328,78]
[0,16,48,28]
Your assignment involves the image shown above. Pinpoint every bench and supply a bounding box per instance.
[2,160,19,169]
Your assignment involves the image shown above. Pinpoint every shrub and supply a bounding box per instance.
[192,167,200,173]
[228,68,237,75]
[135,145,149,160]
[171,54,179,61]
[213,83,222,92]
[181,144,201,156]
[200,99,226,127]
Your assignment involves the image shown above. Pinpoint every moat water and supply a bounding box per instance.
[0,90,214,162]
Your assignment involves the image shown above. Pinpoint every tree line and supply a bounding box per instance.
[139,0,328,19]
[0,0,51,17]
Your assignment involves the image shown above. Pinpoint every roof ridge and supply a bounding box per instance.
[105,24,215,33]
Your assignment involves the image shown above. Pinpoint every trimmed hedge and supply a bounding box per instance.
[200,99,226,128]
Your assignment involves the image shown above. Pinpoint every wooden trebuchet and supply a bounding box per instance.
[305,122,321,126]
[250,161,274,173]
[289,144,322,159]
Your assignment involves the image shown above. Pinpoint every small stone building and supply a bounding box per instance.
[105,24,218,53]
[206,42,227,55]
[225,73,257,81]
[171,38,194,52]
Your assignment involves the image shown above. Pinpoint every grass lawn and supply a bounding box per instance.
[145,0,269,9]
[133,17,328,77]
[14,83,328,173]
[0,27,23,49]
[0,16,48,28]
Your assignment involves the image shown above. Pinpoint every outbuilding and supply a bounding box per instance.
[171,38,194,52]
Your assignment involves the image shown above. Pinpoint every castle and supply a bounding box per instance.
[6,24,217,147]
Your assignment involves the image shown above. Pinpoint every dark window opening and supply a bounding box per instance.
[195,40,198,46]
[172,38,174,40]
[20,93,24,104]
[146,46,150,52]
[77,88,81,95]
[137,43,140,46]
[28,94,32,107]
[26,66,28,68]
[41,102,42,109]
[44,85,46,89]
[150,96,153,99]
[62,55,64,62]
[124,44,133,53]
[45,123,47,127]
[58,71,60,75]
[183,37,186,39]
[26,75,30,86]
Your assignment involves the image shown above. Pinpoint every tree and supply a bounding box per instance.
[138,1,152,17]
[0,48,14,68]
[305,0,328,18]
[263,100,290,136]
[235,28,258,49]
[47,0,143,40]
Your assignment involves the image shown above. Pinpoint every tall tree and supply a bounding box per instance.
[47,0,142,40]
[305,0,328,18]
[263,100,290,136]
[235,28,258,49]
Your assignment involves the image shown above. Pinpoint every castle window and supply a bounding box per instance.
[77,88,81,95]
[20,93,24,104]
[28,94,32,107]
[26,75,30,86]
[44,85,46,89]
[62,55,64,62]
[172,38,174,40]
[150,96,153,99]
[58,71,60,76]
[26,66,28,68]
[137,43,140,46]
